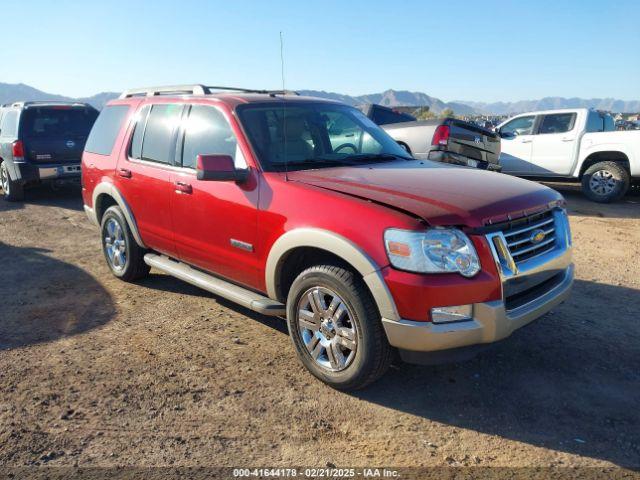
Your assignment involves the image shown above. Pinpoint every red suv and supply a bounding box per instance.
[82,85,573,390]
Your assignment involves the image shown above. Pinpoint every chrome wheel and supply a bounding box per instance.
[589,170,617,196]
[104,217,127,272]
[297,287,358,372]
[0,163,10,194]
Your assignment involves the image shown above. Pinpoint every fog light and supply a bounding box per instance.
[431,305,473,324]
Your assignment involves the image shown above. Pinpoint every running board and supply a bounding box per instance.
[143,254,286,316]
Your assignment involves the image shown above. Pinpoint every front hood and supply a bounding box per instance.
[287,161,562,228]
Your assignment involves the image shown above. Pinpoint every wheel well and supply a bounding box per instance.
[94,193,118,224]
[275,247,357,302]
[579,151,630,178]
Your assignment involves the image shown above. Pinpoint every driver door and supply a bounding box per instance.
[170,104,261,290]
[498,115,537,175]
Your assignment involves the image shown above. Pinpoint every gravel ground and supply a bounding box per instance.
[0,182,638,478]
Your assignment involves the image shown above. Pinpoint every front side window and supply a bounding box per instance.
[538,113,576,135]
[501,116,535,136]
[237,103,410,171]
[181,105,244,169]
[139,104,183,164]
[0,111,18,137]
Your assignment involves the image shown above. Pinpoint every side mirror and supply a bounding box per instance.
[196,154,248,183]
[396,141,410,153]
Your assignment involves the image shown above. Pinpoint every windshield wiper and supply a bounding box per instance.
[346,153,413,162]
[283,158,353,168]
[279,154,412,170]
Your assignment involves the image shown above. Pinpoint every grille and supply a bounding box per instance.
[499,210,557,264]
[504,272,564,311]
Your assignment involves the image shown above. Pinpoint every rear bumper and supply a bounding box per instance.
[12,161,81,183]
[428,150,501,172]
[382,264,573,354]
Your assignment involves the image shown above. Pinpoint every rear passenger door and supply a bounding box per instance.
[528,112,578,175]
[116,102,184,256]
[170,104,260,289]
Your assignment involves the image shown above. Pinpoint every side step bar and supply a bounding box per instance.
[143,254,286,316]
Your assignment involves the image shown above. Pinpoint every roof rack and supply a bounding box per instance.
[119,84,299,99]
[8,101,91,108]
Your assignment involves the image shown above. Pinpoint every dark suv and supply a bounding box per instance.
[0,101,98,201]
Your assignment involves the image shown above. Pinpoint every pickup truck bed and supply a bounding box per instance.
[383,118,501,170]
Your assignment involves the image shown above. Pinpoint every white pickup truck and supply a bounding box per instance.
[497,108,640,202]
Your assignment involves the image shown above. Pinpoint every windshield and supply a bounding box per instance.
[21,107,98,139]
[237,102,411,171]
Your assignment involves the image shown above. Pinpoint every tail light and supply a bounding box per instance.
[12,140,24,159]
[432,125,450,146]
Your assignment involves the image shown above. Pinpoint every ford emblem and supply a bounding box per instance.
[529,229,546,244]
[66,140,75,148]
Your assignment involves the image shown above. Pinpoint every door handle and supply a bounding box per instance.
[174,181,192,194]
[520,139,532,144]
[561,138,574,142]
[118,168,132,178]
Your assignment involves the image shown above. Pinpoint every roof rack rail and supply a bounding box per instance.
[9,101,91,108]
[119,84,299,99]
[119,84,208,98]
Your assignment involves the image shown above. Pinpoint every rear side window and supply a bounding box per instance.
[22,107,98,139]
[1,111,18,137]
[85,105,129,155]
[140,104,183,164]
[181,105,242,169]
[538,113,576,134]
[129,105,151,160]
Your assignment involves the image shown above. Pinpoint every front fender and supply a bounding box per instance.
[265,228,400,322]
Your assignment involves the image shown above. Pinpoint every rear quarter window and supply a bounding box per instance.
[1,111,19,138]
[85,105,130,155]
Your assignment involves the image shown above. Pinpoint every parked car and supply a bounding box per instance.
[358,104,501,171]
[0,101,99,201]
[497,108,640,202]
[82,84,573,390]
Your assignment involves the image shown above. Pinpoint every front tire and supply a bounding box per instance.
[100,205,150,281]
[286,265,392,390]
[0,160,25,202]
[581,161,630,203]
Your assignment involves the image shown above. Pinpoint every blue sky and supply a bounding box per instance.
[2,0,638,102]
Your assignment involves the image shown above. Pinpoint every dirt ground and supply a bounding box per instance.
[0,181,638,477]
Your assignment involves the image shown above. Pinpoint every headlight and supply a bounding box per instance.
[384,228,480,277]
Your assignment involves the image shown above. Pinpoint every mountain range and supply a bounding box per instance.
[2,82,638,115]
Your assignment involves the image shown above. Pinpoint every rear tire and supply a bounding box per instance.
[0,160,25,202]
[286,265,392,390]
[100,205,150,282]
[581,161,630,203]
